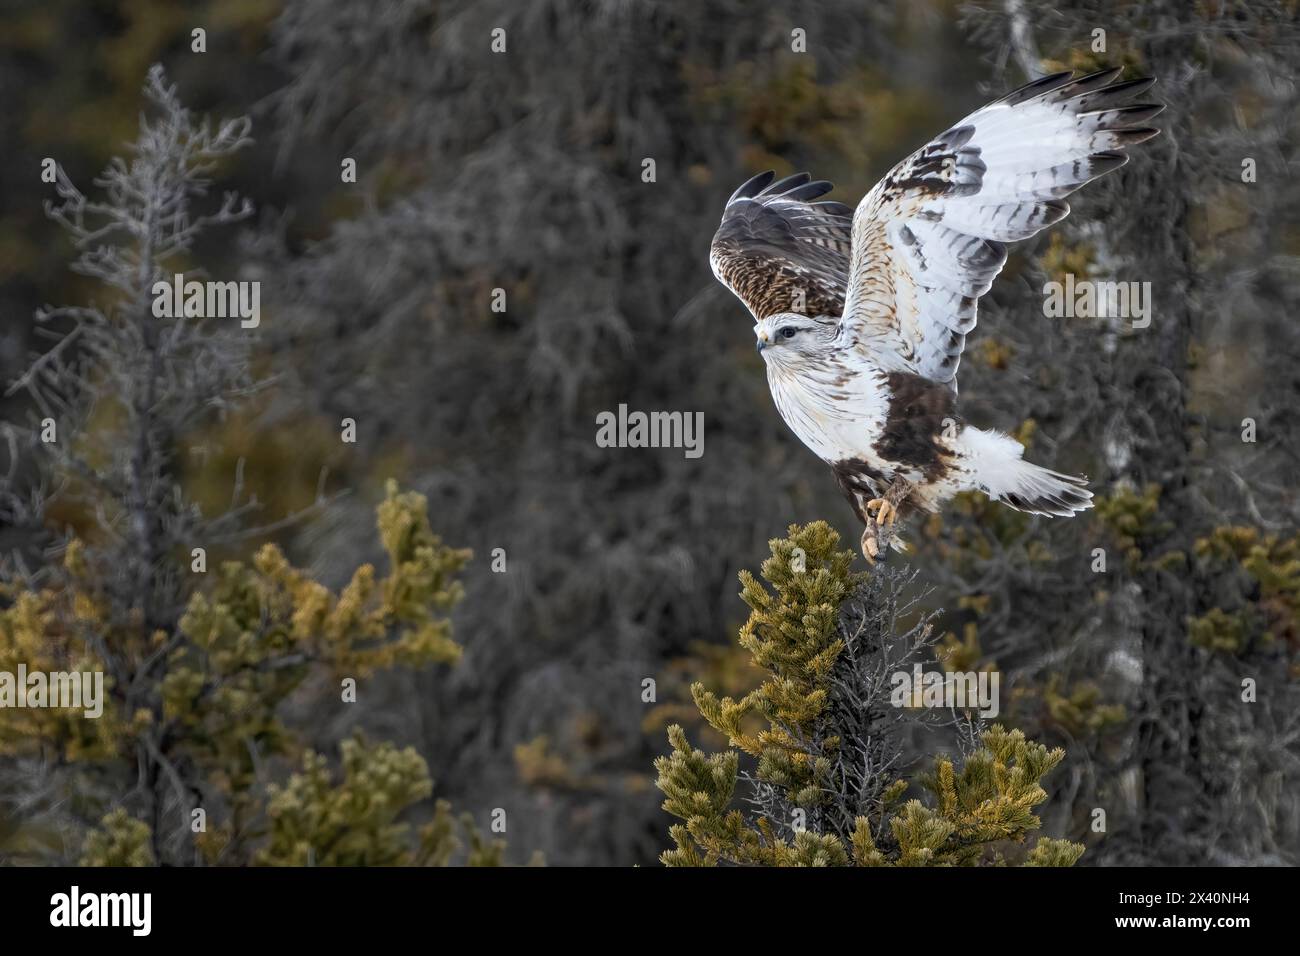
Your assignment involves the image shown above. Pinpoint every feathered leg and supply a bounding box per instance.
[861,477,914,564]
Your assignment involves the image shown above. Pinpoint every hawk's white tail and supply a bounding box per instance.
[957,427,1092,517]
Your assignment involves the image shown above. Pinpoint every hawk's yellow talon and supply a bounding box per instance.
[861,530,879,564]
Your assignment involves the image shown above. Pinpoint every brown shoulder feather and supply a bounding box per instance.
[709,171,852,321]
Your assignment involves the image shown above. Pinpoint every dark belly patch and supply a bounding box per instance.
[873,372,960,483]
[831,458,887,524]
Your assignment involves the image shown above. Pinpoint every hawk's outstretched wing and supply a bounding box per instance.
[839,69,1162,386]
[709,171,854,321]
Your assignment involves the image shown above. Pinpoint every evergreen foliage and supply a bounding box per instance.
[0,68,509,867]
[655,522,1083,866]
[1188,527,1300,667]
[2,0,1296,867]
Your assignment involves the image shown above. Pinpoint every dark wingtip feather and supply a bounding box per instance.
[816,200,854,217]
[998,70,1074,105]
[1110,126,1162,147]
[1087,150,1130,176]
[936,124,977,148]
[1040,199,1071,226]
[1079,76,1158,107]
[727,170,775,205]
[1054,67,1124,97]
[1003,70,1160,114]
[780,179,836,202]
[1087,102,1166,124]
[764,171,813,196]
[1003,491,1093,518]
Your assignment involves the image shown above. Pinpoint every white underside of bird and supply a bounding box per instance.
[762,322,1091,518]
[708,68,1161,559]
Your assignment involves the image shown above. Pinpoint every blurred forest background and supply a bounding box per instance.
[1,0,1298,866]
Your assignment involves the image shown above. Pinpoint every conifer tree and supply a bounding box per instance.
[0,67,516,867]
[949,0,1300,865]
[655,522,1083,866]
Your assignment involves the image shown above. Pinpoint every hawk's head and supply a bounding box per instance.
[754,313,836,367]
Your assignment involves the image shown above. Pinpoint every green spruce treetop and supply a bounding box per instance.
[655,521,1084,867]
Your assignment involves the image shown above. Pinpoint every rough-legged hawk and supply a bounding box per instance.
[709,69,1161,560]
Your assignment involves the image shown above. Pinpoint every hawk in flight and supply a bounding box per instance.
[709,69,1161,561]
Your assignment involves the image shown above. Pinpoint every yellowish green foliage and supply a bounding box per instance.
[514,714,658,801]
[2,482,510,865]
[942,623,1125,741]
[1040,232,1096,283]
[655,522,1083,867]
[79,808,154,867]
[255,735,505,867]
[658,721,1082,867]
[0,573,118,759]
[1093,483,1170,568]
[683,57,940,187]
[972,336,1015,372]
[1042,48,1146,79]
[1028,676,1127,739]
[163,480,468,806]
[1097,505,1297,667]
[514,735,583,790]
[642,639,762,749]
[693,522,862,807]
[183,404,354,535]
[939,622,985,673]
[1189,526,1300,668]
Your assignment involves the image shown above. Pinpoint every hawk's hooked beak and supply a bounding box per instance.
[756,332,770,353]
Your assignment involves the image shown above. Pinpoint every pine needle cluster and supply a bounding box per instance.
[654,521,1084,866]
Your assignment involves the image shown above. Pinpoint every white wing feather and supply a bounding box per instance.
[839,69,1161,386]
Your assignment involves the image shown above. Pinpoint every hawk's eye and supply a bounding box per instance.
[779,326,797,339]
